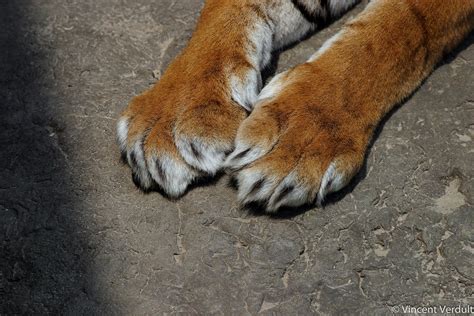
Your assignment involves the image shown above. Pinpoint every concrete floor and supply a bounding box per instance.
[1,1,473,314]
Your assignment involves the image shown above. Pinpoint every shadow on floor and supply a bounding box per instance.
[0,3,102,314]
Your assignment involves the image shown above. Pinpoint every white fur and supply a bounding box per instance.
[224,143,266,170]
[247,19,274,70]
[270,187,309,211]
[267,172,311,212]
[234,161,349,211]
[147,154,198,197]
[317,162,346,204]
[257,72,288,102]
[129,140,153,189]
[271,2,315,49]
[116,117,129,152]
[230,71,261,111]
[229,17,271,111]
[236,170,278,204]
[230,1,317,111]
[175,137,229,175]
[236,169,314,211]
[117,0,362,202]
[329,0,360,17]
[117,115,198,195]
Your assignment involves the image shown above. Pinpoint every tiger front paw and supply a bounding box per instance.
[117,49,258,197]
[226,65,375,211]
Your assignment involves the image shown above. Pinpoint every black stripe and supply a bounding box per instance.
[291,0,329,26]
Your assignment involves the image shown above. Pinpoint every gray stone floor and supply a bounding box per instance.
[1,1,473,314]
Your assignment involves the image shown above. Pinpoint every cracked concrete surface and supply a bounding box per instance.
[1,1,473,314]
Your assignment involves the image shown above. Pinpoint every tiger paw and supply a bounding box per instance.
[117,49,256,197]
[225,65,375,211]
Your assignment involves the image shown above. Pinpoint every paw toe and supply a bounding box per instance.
[127,139,154,190]
[267,173,313,211]
[116,117,130,154]
[224,145,266,171]
[147,154,199,198]
[317,158,361,204]
[175,137,229,175]
[235,169,279,205]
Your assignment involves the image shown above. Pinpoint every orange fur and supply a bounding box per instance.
[118,0,473,210]
[118,1,265,194]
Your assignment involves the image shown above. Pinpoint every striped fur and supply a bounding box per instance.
[118,0,473,211]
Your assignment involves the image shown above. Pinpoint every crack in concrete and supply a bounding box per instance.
[356,270,368,298]
[281,247,305,289]
[173,204,186,266]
